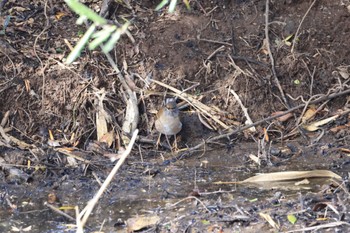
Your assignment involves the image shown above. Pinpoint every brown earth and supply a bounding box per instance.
[0,0,350,232]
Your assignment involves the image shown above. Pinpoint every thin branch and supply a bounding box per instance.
[78,129,139,228]
[291,0,317,54]
[265,0,290,108]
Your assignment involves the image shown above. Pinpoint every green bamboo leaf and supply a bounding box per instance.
[168,0,177,12]
[65,0,106,25]
[183,0,190,10]
[155,0,169,11]
[102,22,130,53]
[76,15,88,25]
[91,25,117,39]
[89,32,111,50]
[89,26,116,50]
[66,25,96,64]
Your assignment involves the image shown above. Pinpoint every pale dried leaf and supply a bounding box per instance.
[99,131,115,148]
[126,215,160,232]
[248,154,260,165]
[303,114,339,132]
[339,70,349,79]
[47,140,61,147]
[337,66,349,79]
[259,38,269,55]
[96,110,108,141]
[122,92,139,134]
[301,107,316,123]
[198,113,215,130]
[294,178,310,185]
[242,170,342,183]
[259,212,280,230]
[95,91,109,141]
[66,156,78,167]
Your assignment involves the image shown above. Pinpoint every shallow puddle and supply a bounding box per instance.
[1,140,348,232]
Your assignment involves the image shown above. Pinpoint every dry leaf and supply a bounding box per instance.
[271,111,293,122]
[96,110,108,141]
[263,128,269,142]
[47,139,61,147]
[122,92,139,134]
[259,212,280,230]
[259,38,269,55]
[55,12,66,20]
[301,106,316,123]
[339,148,350,153]
[95,90,109,141]
[0,39,18,55]
[198,112,215,130]
[126,215,160,232]
[313,202,339,215]
[248,154,260,165]
[303,114,339,131]
[99,131,115,148]
[294,178,310,185]
[329,123,350,133]
[11,226,32,232]
[337,66,349,79]
[242,170,342,183]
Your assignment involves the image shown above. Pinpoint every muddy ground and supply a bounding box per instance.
[0,0,350,232]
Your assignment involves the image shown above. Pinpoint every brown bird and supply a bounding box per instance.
[155,98,182,150]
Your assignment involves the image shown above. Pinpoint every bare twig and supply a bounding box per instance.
[169,196,210,212]
[33,0,50,112]
[230,90,256,132]
[199,38,232,46]
[265,0,290,108]
[291,0,317,54]
[206,45,225,61]
[78,129,139,228]
[45,203,75,221]
[284,221,350,233]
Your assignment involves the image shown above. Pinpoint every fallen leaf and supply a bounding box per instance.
[303,114,339,131]
[329,123,350,133]
[47,139,61,147]
[294,178,310,185]
[337,66,349,79]
[301,106,316,123]
[313,202,339,215]
[263,128,269,142]
[271,111,293,122]
[99,131,115,147]
[95,90,109,141]
[55,12,66,20]
[248,154,260,165]
[126,215,160,232]
[259,212,280,230]
[242,170,342,183]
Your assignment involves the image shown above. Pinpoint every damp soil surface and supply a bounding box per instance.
[1,0,350,232]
